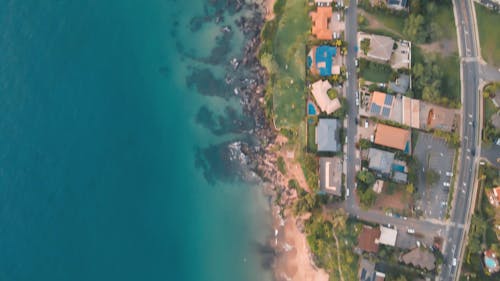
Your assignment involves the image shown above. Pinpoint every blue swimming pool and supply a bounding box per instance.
[392,164,405,172]
[308,102,317,115]
[485,257,498,269]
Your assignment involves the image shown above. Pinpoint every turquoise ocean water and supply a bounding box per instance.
[0,1,273,280]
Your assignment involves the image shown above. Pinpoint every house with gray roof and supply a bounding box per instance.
[389,74,410,94]
[358,259,386,281]
[316,118,340,152]
[368,148,395,175]
[319,157,342,196]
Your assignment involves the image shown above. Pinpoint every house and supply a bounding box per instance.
[386,0,409,10]
[311,80,342,114]
[392,171,408,183]
[319,157,342,196]
[402,96,420,129]
[358,259,386,281]
[484,249,500,274]
[314,0,334,5]
[357,225,381,253]
[400,247,436,271]
[374,124,411,154]
[487,186,500,207]
[389,74,410,94]
[310,7,333,40]
[308,45,338,76]
[368,148,395,176]
[316,118,340,152]
[368,91,396,120]
[358,33,395,63]
[376,226,397,247]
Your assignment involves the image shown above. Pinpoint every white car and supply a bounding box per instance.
[452,258,457,267]
[445,172,453,177]
[443,182,451,187]
[346,188,350,197]
[407,228,415,234]
[355,98,359,106]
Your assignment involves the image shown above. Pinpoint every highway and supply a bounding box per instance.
[441,0,481,280]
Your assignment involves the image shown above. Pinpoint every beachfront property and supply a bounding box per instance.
[373,124,411,154]
[483,249,500,274]
[358,259,386,281]
[487,186,500,207]
[316,118,341,152]
[319,157,342,196]
[360,91,459,132]
[311,80,342,114]
[400,248,436,271]
[308,45,340,76]
[357,32,411,69]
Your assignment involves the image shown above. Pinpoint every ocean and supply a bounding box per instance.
[0,1,273,280]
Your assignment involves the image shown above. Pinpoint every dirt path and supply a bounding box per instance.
[332,229,345,281]
[263,0,276,21]
[358,10,403,37]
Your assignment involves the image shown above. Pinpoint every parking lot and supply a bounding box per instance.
[413,133,456,220]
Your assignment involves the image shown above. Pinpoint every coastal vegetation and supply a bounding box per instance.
[475,3,500,66]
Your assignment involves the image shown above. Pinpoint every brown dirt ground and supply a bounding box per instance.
[373,190,406,211]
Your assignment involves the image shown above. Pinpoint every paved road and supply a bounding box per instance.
[344,0,359,212]
[441,1,481,280]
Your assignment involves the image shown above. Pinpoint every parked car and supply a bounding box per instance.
[443,182,450,187]
[407,228,415,234]
[452,258,457,267]
[445,172,453,177]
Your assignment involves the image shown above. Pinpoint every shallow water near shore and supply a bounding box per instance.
[0,1,273,280]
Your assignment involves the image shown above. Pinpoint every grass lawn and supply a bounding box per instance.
[483,97,498,127]
[433,4,456,42]
[359,61,392,83]
[307,117,317,152]
[437,54,461,106]
[475,3,500,66]
[270,0,310,129]
[360,8,405,36]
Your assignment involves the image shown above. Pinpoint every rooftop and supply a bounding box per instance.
[358,225,381,253]
[310,7,333,40]
[311,80,342,114]
[376,226,397,246]
[369,91,395,119]
[400,248,436,270]
[374,124,411,153]
[316,118,340,152]
[389,74,410,94]
[420,102,458,132]
[368,148,395,175]
[367,34,395,62]
[319,157,342,196]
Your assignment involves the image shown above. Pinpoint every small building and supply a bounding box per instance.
[373,179,384,194]
[484,250,500,274]
[392,171,408,183]
[358,259,386,281]
[487,186,500,207]
[308,45,338,76]
[311,80,342,114]
[386,0,409,10]
[310,7,333,40]
[402,96,420,129]
[376,226,397,247]
[319,157,342,196]
[400,247,436,271]
[389,74,410,94]
[316,118,340,152]
[374,124,411,154]
[368,148,395,175]
[358,225,381,253]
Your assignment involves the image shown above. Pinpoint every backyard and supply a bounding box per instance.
[358,58,394,83]
[475,3,500,66]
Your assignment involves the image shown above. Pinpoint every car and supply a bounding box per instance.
[355,98,359,106]
[445,172,453,177]
[355,118,359,125]
[346,72,349,79]
[355,91,359,100]
[407,228,415,234]
[443,182,450,187]
[355,59,359,67]
[452,258,457,267]
[346,188,350,197]
[364,120,369,128]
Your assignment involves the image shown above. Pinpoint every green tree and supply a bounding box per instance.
[357,170,376,186]
[360,38,371,55]
[403,14,427,43]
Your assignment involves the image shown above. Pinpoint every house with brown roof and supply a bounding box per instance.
[487,187,500,207]
[357,225,381,253]
[374,124,411,154]
[310,7,333,40]
[358,33,395,63]
[400,247,436,271]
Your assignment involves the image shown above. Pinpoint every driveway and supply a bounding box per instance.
[413,133,456,220]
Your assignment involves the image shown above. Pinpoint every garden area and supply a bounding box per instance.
[475,3,500,66]
[358,58,394,83]
[460,164,500,280]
